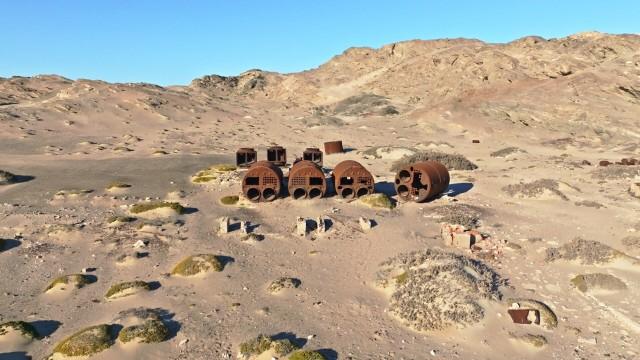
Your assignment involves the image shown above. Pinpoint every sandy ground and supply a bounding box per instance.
[1,32,640,360]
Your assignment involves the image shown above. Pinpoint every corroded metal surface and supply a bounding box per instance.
[288,160,327,199]
[236,148,257,168]
[324,140,344,155]
[332,160,374,199]
[266,146,287,166]
[394,160,450,202]
[303,147,323,166]
[242,161,283,202]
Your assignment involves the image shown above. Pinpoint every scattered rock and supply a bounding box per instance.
[267,277,302,294]
[430,203,482,229]
[490,147,527,158]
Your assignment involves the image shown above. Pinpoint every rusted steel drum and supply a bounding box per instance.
[332,160,375,199]
[288,160,327,199]
[236,148,257,168]
[303,147,323,166]
[324,141,344,155]
[266,146,287,166]
[242,161,283,202]
[394,161,450,202]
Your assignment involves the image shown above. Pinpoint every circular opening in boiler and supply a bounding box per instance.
[397,185,410,197]
[262,188,277,201]
[356,188,370,198]
[399,170,411,182]
[247,188,261,201]
[309,188,322,199]
[293,188,307,199]
[341,188,354,198]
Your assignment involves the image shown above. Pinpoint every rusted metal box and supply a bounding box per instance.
[332,160,374,199]
[394,161,450,202]
[236,148,257,168]
[303,147,323,166]
[242,161,283,202]
[266,146,287,166]
[324,140,344,155]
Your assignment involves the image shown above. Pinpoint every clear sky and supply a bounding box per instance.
[2,1,639,85]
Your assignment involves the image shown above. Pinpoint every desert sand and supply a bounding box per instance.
[1,32,640,359]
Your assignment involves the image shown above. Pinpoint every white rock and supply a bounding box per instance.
[359,217,372,231]
[133,240,147,248]
[296,217,307,237]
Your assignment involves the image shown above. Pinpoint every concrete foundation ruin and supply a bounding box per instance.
[394,160,450,202]
[242,161,284,202]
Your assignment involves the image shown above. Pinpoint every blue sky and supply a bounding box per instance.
[2,1,639,85]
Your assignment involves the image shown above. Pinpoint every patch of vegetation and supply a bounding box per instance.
[570,273,627,293]
[545,237,628,265]
[153,150,169,155]
[509,333,547,348]
[107,216,136,224]
[506,298,558,330]
[0,321,39,339]
[105,281,151,299]
[502,179,569,200]
[359,193,394,210]
[377,249,503,331]
[220,195,240,205]
[118,320,169,344]
[130,201,185,215]
[192,164,238,183]
[52,324,115,357]
[171,254,225,276]
[45,274,95,292]
[391,150,478,172]
[106,182,132,190]
[490,147,526,158]
[333,93,398,117]
[289,350,327,360]
[0,170,16,185]
[267,277,302,293]
[239,334,299,357]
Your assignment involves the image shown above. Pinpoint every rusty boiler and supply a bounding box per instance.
[288,160,327,199]
[266,145,287,166]
[394,161,450,202]
[242,161,284,202]
[332,160,374,198]
[236,148,257,168]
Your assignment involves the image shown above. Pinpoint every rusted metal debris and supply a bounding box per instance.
[303,147,323,166]
[472,139,480,144]
[236,148,257,168]
[324,140,344,155]
[288,160,327,199]
[394,161,450,202]
[332,160,374,199]
[599,158,639,166]
[242,161,283,202]
[508,309,541,325]
[267,145,287,166]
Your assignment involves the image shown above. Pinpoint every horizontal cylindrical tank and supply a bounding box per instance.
[332,160,374,199]
[288,160,327,199]
[324,141,344,155]
[242,161,284,202]
[394,161,450,202]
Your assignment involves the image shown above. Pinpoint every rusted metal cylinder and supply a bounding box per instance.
[266,146,287,166]
[394,161,450,202]
[288,160,327,199]
[303,147,323,166]
[236,148,257,168]
[324,141,344,155]
[242,161,283,202]
[332,160,375,199]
